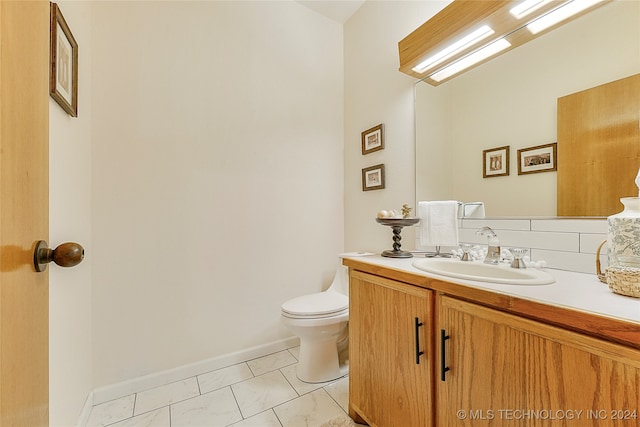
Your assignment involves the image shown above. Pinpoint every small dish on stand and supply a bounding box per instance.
[376,217,420,258]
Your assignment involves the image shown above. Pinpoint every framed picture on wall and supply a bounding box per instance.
[482,146,510,178]
[518,143,557,175]
[50,2,78,117]
[361,124,384,154]
[362,164,385,191]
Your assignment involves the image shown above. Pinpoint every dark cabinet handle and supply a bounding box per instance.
[440,329,450,381]
[415,317,424,364]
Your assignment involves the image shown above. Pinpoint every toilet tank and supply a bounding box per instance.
[327,265,349,296]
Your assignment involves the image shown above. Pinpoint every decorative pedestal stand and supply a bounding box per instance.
[376,218,420,258]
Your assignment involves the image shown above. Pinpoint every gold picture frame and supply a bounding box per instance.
[518,143,557,175]
[482,146,510,178]
[361,124,384,155]
[50,3,78,117]
[362,164,385,191]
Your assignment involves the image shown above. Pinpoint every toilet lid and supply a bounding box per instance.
[281,291,348,317]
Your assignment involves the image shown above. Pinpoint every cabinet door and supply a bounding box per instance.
[525,322,640,426]
[438,295,528,427]
[439,296,640,427]
[349,271,433,427]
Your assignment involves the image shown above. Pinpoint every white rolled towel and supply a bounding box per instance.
[418,201,460,247]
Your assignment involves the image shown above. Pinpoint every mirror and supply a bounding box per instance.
[415,0,640,217]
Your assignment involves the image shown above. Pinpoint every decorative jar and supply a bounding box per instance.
[607,197,640,269]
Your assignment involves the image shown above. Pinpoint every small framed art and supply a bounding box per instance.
[362,164,385,191]
[482,146,510,178]
[361,124,384,155]
[517,143,557,175]
[50,3,78,117]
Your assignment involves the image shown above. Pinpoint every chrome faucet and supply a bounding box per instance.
[476,226,500,264]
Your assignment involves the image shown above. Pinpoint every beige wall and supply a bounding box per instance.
[89,1,344,388]
[344,1,451,253]
[51,0,437,417]
[49,2,93,426]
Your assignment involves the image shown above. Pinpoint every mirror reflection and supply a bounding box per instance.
[415,1,639,217]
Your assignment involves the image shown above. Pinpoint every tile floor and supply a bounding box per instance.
[87,347,365,427]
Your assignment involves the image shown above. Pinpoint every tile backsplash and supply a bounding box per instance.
[418,217,608,275]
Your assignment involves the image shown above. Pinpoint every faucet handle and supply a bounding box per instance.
[459,244,472,261]
[510,247,528,268]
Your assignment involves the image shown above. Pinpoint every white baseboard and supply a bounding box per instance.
[90,336,299,407]
[76,391,94,427]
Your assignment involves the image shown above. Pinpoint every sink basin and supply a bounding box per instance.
[412,258,555,285]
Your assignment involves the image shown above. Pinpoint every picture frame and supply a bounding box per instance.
[362,164,385,191]
[50,3,78,117]
[517,143,557,175]
[361,124,384,155]
[482,146,510,178]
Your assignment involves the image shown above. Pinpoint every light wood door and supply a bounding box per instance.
[0,0,50,425]
[439,296,640,427]
[349,271,434,427]
[557,73,640,216]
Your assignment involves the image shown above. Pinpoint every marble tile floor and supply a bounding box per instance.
[87,347,366,427]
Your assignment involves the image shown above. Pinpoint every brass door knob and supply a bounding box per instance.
[34,240,84,272]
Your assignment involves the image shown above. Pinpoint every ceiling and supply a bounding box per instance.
[295,0,365,24]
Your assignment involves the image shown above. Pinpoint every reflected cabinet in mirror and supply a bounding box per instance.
[415,0,640,217]
[558,74,640,216]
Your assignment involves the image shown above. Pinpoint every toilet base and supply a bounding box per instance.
[296,330,349,383]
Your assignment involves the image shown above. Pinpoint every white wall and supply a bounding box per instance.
[415,82,453,202]
[344,1,451,253]
[89,1,344,387]
[49,2,93,426]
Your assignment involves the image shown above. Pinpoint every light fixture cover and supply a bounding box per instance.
[527,0,604,34]
[412,25,495,74]
[431,38,512,82]
[510,0,554,19]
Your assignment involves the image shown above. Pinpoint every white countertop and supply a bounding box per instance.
[344,255,640,326]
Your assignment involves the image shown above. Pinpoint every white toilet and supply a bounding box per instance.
[281,263,349,383]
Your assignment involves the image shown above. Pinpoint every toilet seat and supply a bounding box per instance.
[281,291,348,319]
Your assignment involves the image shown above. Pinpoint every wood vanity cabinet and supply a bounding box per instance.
[349,270,434,427]
[348,266,640,427]
[438,295,640,426]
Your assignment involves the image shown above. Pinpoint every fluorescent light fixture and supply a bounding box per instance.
[431,38,511,82]
[510,0,554,19]
[527,0,604,34]
[412,25,495,74]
